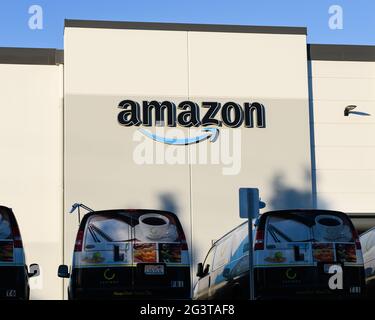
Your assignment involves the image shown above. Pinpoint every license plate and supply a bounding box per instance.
[144,264,165,276]
[5,289,16,298]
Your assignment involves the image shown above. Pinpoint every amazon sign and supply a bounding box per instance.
[117,100,266,128]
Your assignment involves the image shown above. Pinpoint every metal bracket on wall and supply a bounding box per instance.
[344,105,357,116]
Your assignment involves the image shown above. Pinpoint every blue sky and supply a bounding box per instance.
[0,0,374,49]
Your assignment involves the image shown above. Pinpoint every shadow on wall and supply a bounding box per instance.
[269,171,313,210]
[158,192,180,215]
[269,171,328,210]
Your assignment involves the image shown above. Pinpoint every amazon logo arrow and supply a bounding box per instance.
[138,127,220,145]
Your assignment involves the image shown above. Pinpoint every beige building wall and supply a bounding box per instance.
[310,59,375,212]
[0,62,63,299]
[64,22,312,295]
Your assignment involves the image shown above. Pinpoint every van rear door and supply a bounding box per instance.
[74,212,135,297]
[259,211,364,298]
[74,210,190,299]
[258,213,315,296]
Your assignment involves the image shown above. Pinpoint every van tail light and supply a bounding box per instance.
[181,241,188,251]
[74,230,84,252]
[179,235,188,250]
[254,230,265,251]
[352,229,361,250]
[177,232,188,250]
[355,239,362,250]
[12,225,23,248]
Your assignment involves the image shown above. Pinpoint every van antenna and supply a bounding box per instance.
[69,203,94,225]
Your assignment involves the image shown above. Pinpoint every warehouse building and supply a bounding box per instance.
[0,20,374,299]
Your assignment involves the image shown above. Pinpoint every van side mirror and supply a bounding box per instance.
[58,265,70,278]
[28,264,40,278]
[196,263,204,278]
[203,264,210,275]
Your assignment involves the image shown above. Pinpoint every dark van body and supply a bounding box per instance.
[0,206,39,300]
[360,227,375,296]
[194,210,365,300]
[59,209,191,300]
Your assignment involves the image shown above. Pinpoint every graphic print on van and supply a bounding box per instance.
[59,209,190,300]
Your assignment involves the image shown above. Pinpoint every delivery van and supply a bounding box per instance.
[360,226,375,296]
[58,209,191,300]
[0,206,40,300]
[194,209,365,300]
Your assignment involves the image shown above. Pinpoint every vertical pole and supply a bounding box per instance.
[248,218,255,300]
[240,188,262,300]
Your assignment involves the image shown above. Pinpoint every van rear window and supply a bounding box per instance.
[266,212,354,244]
[0,210,12,240]
[78,210,188,266]
[84,211,183,245]
[0,210,14,262]
[85,216,131,244]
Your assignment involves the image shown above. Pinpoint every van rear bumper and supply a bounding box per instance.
[70,287,190,300]
[69,266,191,300]
[0,289,26,300]
[254,265,366,299]
[0,266,28,300]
